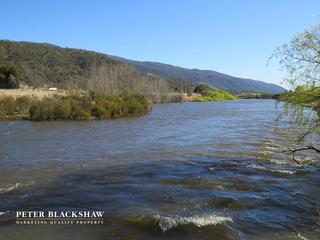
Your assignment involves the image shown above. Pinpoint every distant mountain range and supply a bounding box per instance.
[110,56,285,94]
[0,40,285,94]
[0,40,172,96]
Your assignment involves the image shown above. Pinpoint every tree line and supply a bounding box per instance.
[0,40,192,103]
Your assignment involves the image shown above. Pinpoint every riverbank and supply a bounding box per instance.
[0,87,201,102]
[236,92,276,99]
[0,90,150,120]
[0,86,266,121]
[0,87,204,121]
[193,88,237,102]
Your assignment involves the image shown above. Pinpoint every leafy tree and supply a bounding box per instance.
[193,83,213,94]
[272,24,320,157]
[0,65,20,89]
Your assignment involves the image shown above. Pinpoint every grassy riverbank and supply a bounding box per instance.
[193,88,237,102]
[0,90,149,120]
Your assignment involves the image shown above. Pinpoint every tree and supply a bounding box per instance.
[193,83,213,94]
[0,65,20,89]
[272,25,320,158]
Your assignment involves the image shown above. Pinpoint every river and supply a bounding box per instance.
[0,99,319,239]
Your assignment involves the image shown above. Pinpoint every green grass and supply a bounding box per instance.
[193,89,237,102]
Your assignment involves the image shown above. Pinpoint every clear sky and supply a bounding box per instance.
[1,0,320,86]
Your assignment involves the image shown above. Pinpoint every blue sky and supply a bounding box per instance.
[1,0,320,86]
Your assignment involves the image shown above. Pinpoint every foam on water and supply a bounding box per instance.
[0,181,34,194]
[257,151,274,155]
[297,233,309,240]
[152,214,233,232]
[248,164,296,175]
[269,159,288,165]
[264,146,279,150]
[0,211,8,216]
[0,183,22,194]
[296,157,318,166]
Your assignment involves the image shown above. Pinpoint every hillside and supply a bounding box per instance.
[0,40,285,95]
[0,40,177,103]
[110,56,285,94]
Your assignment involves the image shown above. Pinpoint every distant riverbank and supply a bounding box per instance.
[0,87,201,101]
[0,90,150,121]
[0,87,205,121]
[0,86,272,121]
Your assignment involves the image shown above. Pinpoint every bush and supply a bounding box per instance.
[0,65,20,89]
[0,90,149,121]
[54,99,71,119]
[71,108,91,120]
[15,96,33,113]
[0,96,16,115]
[68,96,92,120]
[0,105,6,118]
[92,103,110,119]
[29,104,42,120]
[121,91,148,115]
[29,99,55,120]
[193,83,213,94]
[193,89,237,102]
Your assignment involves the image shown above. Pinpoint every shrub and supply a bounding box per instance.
[29,104,42,120]
[72,109,91,120]
[54,99,72,119]
[92,103,110,119]
[68,98,92,120]
[193,96,207,102]
[193,83,213,94]
[193,89,237,102]
[2,90,149,120]
[0,96,16,115]
[15,96,33,113]
[0,105,6,118]
[0,65,20,89]
[29,99,55,120]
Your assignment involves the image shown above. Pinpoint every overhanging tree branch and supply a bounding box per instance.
[283,145,320,164]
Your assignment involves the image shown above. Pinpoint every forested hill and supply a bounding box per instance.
[110,56,285,94]
[0,40,178,102]
[0,40,284,94]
